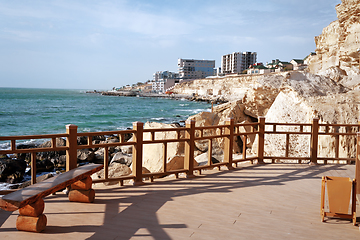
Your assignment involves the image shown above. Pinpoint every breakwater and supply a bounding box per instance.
[87,90,228,104]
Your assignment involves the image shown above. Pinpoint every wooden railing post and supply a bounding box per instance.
[356,133,360,195]
[132,122,144,185]
[31,152,37,185]
[184,120,195,178]
[257,117,265,164]
[224,118,234,169]
[310,118,319,165]
[66,124,78,171]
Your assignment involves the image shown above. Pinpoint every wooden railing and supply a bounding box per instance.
[264,118,359,164]
[0,117,359,188]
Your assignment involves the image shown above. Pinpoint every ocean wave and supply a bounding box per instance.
[0,182,13,191]
[0,142,10,150]
[178,109,207,113]
[0,139,46,151]
[151,117,167,121]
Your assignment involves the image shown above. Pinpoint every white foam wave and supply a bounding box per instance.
[178,109,207,113]
[151,117,167,121]
[0,142,10,151]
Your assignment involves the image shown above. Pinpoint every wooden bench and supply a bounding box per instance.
[0,163,103,232]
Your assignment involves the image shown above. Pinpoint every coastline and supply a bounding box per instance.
[86,90,228,104]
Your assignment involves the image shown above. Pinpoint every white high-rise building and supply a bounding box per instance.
[178,59,215,80]
[221,52,257,74]
[152,71,179,93]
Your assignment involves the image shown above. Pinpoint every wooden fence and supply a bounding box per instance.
[1,117,360,191]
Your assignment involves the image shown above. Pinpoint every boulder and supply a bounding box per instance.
[189,101,257,154]
[0,158,27,183]
[35,159,55,173]
[37,138,66,160]
[19,173,55,189]
[120,145,133,154]
[166,155,199,171]
[91,162,132,185]
[15,143,38,161]
[187,111,220,152]
[110,152,132,167]
[93,148,109,164]
[39,138,66,149]
[194,153,221,166]
[93,135,106,141]
[77,149,95,162]
[51,155,66,169]
[77,136,88,145]
[142,122,185,173]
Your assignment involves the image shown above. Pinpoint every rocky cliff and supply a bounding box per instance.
[308,0,360,78]
[149,1,360,166]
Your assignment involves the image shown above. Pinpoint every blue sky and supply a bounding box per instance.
[0,0,341,90]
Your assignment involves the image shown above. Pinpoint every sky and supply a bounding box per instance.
[0,0,341,90]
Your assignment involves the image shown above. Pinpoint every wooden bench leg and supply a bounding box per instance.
[16,198,47,232]
[68,176,95,203]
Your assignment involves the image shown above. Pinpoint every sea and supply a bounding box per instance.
[0,88,210,189]
[0,88,210,144]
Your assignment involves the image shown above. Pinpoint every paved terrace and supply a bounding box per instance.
[0,163,359,239]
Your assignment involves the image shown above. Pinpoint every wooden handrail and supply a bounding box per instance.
[0,133,69,141]
[76,130,135,136]
[1,117,360,187]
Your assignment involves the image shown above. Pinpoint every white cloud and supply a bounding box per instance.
[273,35,310,44]
[0,29,48,42]
[94,6,194,38]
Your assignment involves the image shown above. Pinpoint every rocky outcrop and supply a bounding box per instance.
[308,0,360,77]
[173,74,279,102]
[251,87,360,159]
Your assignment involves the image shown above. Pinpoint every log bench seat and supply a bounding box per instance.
[0,163,103,232]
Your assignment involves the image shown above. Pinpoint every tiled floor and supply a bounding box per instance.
[0,163,359,239]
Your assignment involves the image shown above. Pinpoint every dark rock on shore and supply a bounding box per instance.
[51,155,66,169]
[77,136,88,145]
[0,158,27,183]
[77,149,95,162]
[37,138,66,160]
[19,173,55,189]
[122,129,133,142]
[15,142,38,161]
[35,159,55,173]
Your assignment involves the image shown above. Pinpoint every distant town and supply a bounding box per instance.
[115,51,315,94]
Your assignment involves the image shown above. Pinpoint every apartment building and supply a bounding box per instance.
[152,71,179,93]
[178,58,215,80]
[221,52,257,74]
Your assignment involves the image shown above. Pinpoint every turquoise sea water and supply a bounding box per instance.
[0,88,210,146]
